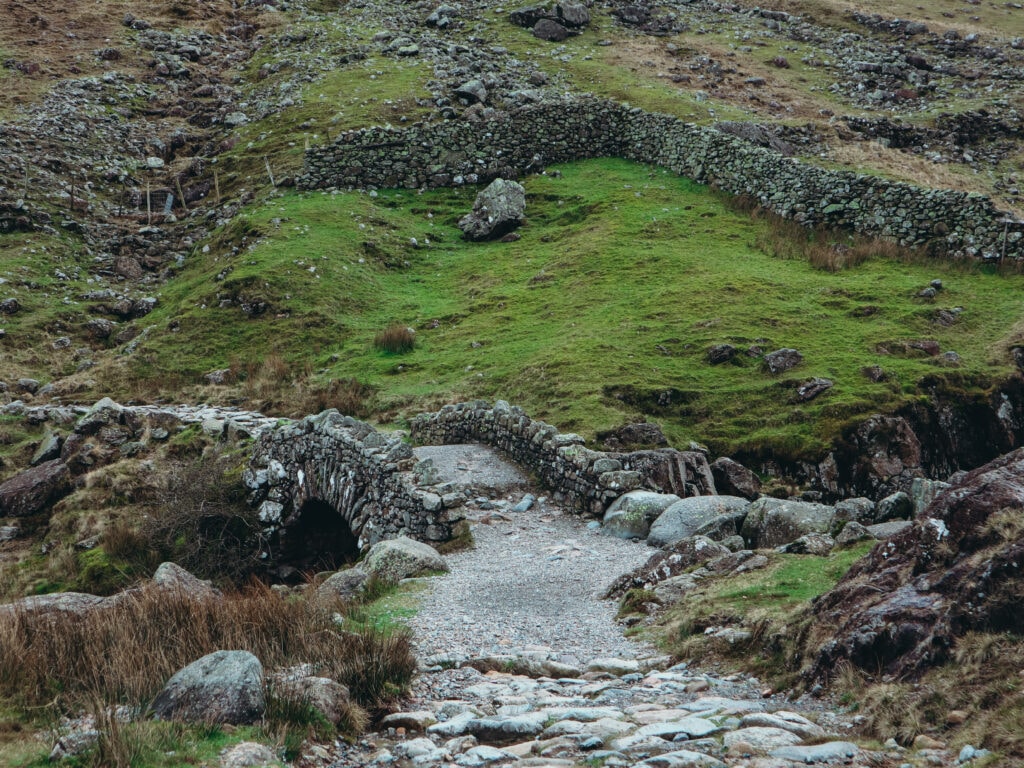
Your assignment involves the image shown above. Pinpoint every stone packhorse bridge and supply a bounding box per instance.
[243,402,717,573]
[243,410,465,573]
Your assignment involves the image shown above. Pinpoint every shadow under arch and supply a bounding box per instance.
[277,498,359,580]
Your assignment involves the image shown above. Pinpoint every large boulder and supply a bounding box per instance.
[832,497,875,530]
[602,491,681,539]
[316,567,369,603]
[741,498,834,548]
[152,562,221,600]
[458,179,526,241]
[0,459,71,517]
[710,457,761,500]
[807,448,1024,682]
[648,496,750,549]
[363,536,448,581]
[151,650,265,724]
[272,673,351,726]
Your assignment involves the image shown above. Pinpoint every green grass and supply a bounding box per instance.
[119,157,1024,461]
[709,542,876,615]
[651,541,877,687]
[344,578,428,633]
[0,722,282,768]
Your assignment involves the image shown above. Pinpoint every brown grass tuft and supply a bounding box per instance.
[374,324,416,354]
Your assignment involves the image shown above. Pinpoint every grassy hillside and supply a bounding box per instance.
[98,158,1023,459]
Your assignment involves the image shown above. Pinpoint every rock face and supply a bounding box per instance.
[648,496,750,548]
[151,650,265,724]
[807,448,1024,681]
[458,179,526,241]
[0,459,71,517]
[710,457,761,500]
[364,536,448,581]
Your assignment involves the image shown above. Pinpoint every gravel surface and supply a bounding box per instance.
[408,495,657,665]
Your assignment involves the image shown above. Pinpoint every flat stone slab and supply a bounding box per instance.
[769,741,860,763]
[413,444,531,494]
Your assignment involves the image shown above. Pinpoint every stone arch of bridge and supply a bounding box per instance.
[276,497,360,580]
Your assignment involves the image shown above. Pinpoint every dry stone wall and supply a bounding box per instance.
[244,410,463,553]
[410,400,715,516]
[300,97,1023,260]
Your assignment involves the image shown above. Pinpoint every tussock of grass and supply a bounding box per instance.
[374,323,416,354]
[853,632,1024,758]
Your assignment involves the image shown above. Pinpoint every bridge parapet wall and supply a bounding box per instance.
[410,400,716,516]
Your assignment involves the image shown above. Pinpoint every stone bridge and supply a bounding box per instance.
[241,400,718,577]
[242,410,465,576]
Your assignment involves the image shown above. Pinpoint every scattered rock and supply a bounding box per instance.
[762,348,803,374]
[151,650,265,724]
[316,567,369,602]
[795,377,833,402]
[364,536,448,581]
[458,179,526,241]
[220,742,279,768]
[152,562,221,600]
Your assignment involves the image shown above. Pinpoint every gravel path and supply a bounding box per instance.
[408,495,657,666]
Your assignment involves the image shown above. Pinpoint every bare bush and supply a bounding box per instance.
[139,450,265,585]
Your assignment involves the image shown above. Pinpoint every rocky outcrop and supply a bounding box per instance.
[806,447,1024,682]
[747,376,1024,500]
[0,459,70,517]
[410,400,715,515]
[300,97,1023,260]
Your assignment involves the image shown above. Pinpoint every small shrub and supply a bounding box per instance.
[139,450,264,585]
[374,324,416,354]
[295,377,376,418]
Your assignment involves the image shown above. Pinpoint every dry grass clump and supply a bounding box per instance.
[374,323,416,354]
[290,377,376,420]
[847,632,1024,758]
[0,582,416,717]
